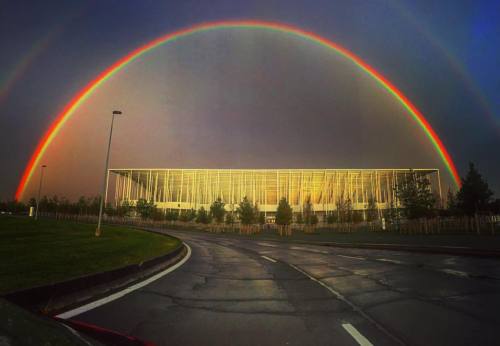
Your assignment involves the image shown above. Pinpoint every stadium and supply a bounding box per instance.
[107,168,442,216]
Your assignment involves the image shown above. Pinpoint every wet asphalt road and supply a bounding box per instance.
[75,230,500,346]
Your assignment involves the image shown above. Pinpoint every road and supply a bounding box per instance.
[74,230,500,345]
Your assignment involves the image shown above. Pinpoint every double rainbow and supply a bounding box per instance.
[15,20,461,200]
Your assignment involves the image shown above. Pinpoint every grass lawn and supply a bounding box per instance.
[0,216,181,294]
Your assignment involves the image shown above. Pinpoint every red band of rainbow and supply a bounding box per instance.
[15,20,461,200]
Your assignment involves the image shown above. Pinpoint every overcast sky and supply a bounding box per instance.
[1,0,499,200]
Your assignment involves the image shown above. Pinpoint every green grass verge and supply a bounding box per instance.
[0,216,181,294]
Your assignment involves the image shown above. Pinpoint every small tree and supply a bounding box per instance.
[295,213,303,225]
[336,197,353,223]
[397,171,436,219]
[456,162,493,215]
[225,212,235,225]
[366,196,378,221]
[303,196,313,224]
[179,208,197,222]
[136,199,156,219]
[210,198,226,224]
[276,197,293,236]
[165,210,178,222]
[303,196,317,233]
[116,200,132,217]
[196,206,210,224]
[326,213,336,224]
[237,197,255,225]
[311,214,319,225]
[445,188,459,216]
[77,196,88,215]
[28,198,36,208]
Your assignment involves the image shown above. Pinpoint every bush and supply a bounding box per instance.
[196,207,211,224]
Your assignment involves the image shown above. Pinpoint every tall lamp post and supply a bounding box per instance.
[96,110,122,237]
[35,164,47,220]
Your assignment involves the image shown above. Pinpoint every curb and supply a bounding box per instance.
[3,238,187,315]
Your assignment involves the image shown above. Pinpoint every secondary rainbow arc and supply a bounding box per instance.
[15,20,461,200]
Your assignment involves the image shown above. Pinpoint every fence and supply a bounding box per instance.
[40,212,499,236]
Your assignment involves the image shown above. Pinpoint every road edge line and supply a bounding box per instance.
[56,243,192,319]
[261,255,277,263]
[288,263,405,346]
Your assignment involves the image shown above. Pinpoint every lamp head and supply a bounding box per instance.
[112,110,122,115]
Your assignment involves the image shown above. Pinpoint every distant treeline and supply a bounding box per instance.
[1,163,499,222]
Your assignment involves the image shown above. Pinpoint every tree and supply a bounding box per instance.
[310,214,319,226]
[39,196,49,213]
[196,206,210,224]
[366,196,378,221]
[336,197,353,223]
[210,198,226,224]
[446,188,459,216]
[302,196,318,232]
[136,199,156,219]
[225,212,235,225]
[237,197,255,225]
[0,200,27,214]
[326,213,336,224]
[276,197,293,234]
[28,198,36,208]
[303,196,314,225]
[295,213,303,224]
[396,171,436,219]
[88,196,101,215]
[456,163,493,215]
[165,210,178,221]
[117,200,132,217]
[179,209,196,222]
[77,196,88,215]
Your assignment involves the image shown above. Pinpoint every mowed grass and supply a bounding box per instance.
[0,216,181,294]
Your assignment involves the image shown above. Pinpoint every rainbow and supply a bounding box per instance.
[15,20,461,200]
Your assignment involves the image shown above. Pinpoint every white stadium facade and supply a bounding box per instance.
[107,168,442,215]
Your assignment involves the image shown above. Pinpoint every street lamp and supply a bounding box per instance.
[35,164,47,220]
[96,110,122,237]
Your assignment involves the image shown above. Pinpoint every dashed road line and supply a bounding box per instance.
[440,268,469,278]
[261,255,277,263]
[289,263,405,345]
[257,242,278,247]
[290,246,329,254]
[342,323,374,346]
[338,255,366,260]
[376,258,405,265]
[56,243,192,319]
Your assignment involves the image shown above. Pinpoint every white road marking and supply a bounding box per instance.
[338,255,365,260]
[56,243,192,319]
[440,269,469,278]
[342,323,374,346]
[376,258,405,265]
[289,263,404,345]
[290,246,329,254]
[261,255,277,263]
[258,242,278,247]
